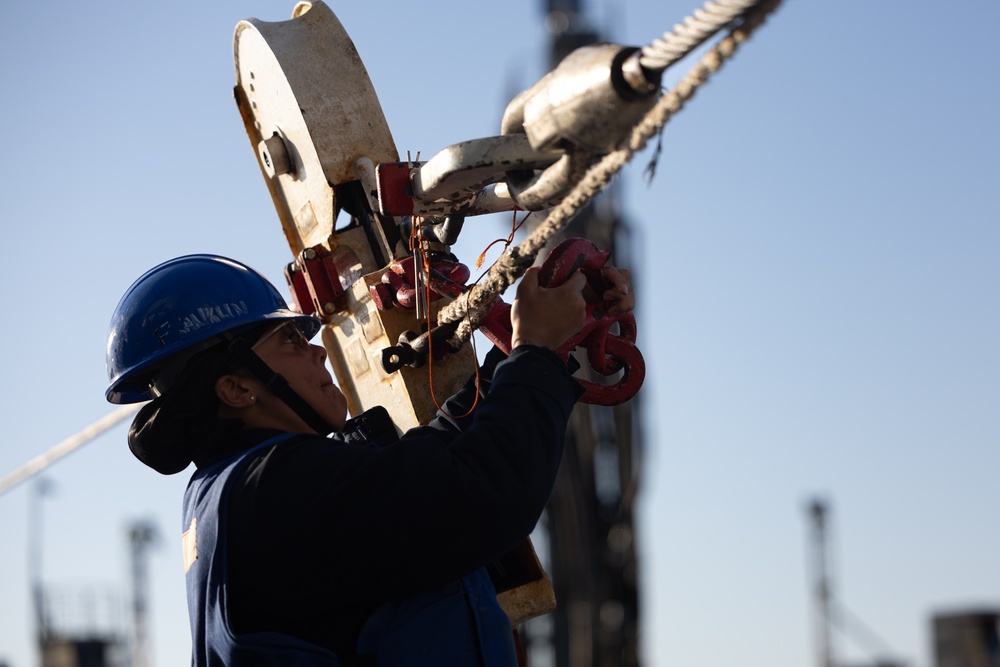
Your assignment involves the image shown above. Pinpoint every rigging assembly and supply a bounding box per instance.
[0,0,786,495]
[231,0,786,655]
[233,0,783,421]
[0,0,788,664]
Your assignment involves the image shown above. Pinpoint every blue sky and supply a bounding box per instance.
[1,1,997,666]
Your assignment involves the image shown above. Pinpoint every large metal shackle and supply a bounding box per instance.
[500,44,660,211]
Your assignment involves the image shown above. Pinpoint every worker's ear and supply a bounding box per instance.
[215,373,257,409]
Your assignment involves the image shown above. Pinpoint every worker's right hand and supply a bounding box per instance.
[511,267,587,351]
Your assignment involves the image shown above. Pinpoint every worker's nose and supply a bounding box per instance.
[310,342,327,364]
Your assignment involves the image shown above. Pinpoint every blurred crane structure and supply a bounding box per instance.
[519,2,644,665]
[127,521,158,667]
[806,498,910,667]
[29,480,126,667]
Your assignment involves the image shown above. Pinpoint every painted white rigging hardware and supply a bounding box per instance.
[432,0,785,347]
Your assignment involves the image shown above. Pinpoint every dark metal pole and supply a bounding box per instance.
[128,520,158,667]
[29,478,53,650]
[522,3,644,665]
[808,498,834,667]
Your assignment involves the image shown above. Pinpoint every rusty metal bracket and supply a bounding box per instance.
[284,245,364,320]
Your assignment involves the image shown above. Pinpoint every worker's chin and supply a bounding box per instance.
[321,386,348,430]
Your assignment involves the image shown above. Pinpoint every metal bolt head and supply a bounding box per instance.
[258,133,294,178]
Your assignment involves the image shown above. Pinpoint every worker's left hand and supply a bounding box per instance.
[512,267,588,350]
[601,266,634,317]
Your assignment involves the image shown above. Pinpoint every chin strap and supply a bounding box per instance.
[224,334,334,436]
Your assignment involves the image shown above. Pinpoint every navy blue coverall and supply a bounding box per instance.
[184,345,582,664]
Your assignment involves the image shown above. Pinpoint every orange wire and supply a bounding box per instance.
[426,208,527,418]
[420,222,481,420]
[475,209,529,271]
[420,208,529,418]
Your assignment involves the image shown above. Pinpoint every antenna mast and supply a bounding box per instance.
[128,520,158,667]
[808,498,835,667]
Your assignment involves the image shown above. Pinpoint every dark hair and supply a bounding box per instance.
[127,324,269,474]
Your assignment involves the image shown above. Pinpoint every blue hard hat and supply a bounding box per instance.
[106,254,321,404]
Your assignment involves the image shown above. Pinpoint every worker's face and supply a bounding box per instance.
[249,321,348,433]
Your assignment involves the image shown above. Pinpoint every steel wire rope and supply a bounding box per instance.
[0,404,140,496]
[1,0,784,491]
[437,0,785,347]
[638,0,763,74]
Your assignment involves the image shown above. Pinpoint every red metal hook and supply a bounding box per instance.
[480,237,645,406]
[374,238,645,406]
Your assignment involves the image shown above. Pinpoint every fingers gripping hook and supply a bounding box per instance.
[536,238,645,406]
[475,238,645,406]
[376,238,645,406]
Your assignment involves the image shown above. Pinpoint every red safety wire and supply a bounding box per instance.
[422,209,529,418]
[475,209,530,273]
[417,219,480,419]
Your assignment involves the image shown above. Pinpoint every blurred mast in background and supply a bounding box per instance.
[520,2,644,665]
[128,520,159,667]
[805,499,908,667]
[807,498,835,667]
